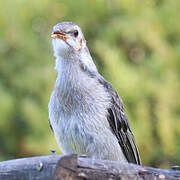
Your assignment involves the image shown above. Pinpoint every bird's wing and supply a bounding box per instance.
[97,75,141,165]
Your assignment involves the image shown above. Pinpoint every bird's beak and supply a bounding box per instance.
[51,29,70,40]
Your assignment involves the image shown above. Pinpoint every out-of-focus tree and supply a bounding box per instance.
[0,0,179,168]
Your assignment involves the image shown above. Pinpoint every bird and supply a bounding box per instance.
[48,22,141,165]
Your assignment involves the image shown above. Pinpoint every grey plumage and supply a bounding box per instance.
[48,22,141,164]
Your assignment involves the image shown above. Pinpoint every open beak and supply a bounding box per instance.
[51,30,69,40]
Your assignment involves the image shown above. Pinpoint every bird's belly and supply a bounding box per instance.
[52,116,91,155]
[51,115,127,162]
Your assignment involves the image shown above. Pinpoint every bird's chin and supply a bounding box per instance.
[52,38,72,58]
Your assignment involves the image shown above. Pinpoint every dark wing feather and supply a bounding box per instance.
[49,118,53,132]
[97,75,141,165]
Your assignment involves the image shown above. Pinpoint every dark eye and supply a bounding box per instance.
[74,30,78,37]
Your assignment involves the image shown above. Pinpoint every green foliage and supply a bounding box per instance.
[0,0,179,168]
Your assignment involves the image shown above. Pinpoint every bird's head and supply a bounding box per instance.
[51,22,97,73]
[51,22,86,58]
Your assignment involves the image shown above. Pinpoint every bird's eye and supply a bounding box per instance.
[74,30,78,37]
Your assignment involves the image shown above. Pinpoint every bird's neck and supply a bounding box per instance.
[55,56,81,89]
[54,52,97,94]
[54,47,97,73]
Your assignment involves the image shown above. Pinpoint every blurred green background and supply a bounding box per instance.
[0,0,180,168]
